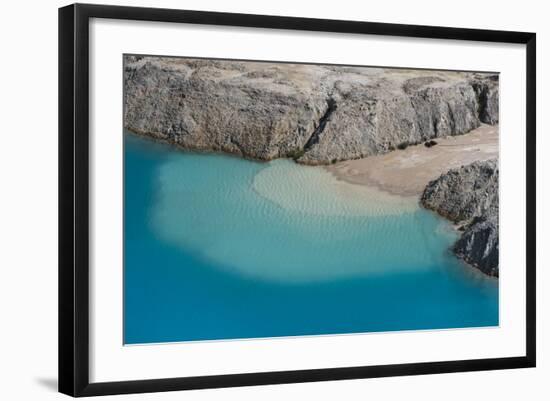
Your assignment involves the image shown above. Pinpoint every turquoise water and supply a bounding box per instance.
[124,133,498,344]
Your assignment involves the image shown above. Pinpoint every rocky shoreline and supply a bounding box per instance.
[124,56,499,276]
[124,56,498,165]
[421,159,499,277]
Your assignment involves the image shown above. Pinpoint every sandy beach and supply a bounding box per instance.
[326,124,498,197]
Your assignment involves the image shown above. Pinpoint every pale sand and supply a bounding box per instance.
[325,124,498,197]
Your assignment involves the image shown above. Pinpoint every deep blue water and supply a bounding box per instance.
[124,133,498,344]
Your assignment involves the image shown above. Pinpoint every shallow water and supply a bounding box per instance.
[124,133,498,344]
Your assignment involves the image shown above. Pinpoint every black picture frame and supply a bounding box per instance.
[59,3,536,397]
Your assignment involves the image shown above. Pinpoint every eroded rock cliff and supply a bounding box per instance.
[421,159,499,276]
[124,56,499,165]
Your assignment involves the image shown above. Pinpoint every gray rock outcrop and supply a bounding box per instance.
[421,159,499,276]
[124,56,499,165]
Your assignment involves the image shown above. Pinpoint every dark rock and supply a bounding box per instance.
[454,215,499,276]
[421,159,499,276]
[424,140,437,148]
[471,74,499,125]
[397,141,410,150]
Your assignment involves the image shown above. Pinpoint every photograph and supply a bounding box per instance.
[0,0,542,398]
[123,55,500,345]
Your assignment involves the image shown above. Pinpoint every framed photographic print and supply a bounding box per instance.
[58,3,536,397]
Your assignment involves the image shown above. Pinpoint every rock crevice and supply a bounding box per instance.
[124,56,499,165]
[303,97,338,151]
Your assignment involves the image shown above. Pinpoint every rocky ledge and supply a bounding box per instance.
[124,56,498,165]
[421,159,499,277]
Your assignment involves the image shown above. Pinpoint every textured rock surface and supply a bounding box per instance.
[124,56,499,164]
[421,159,499,276]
